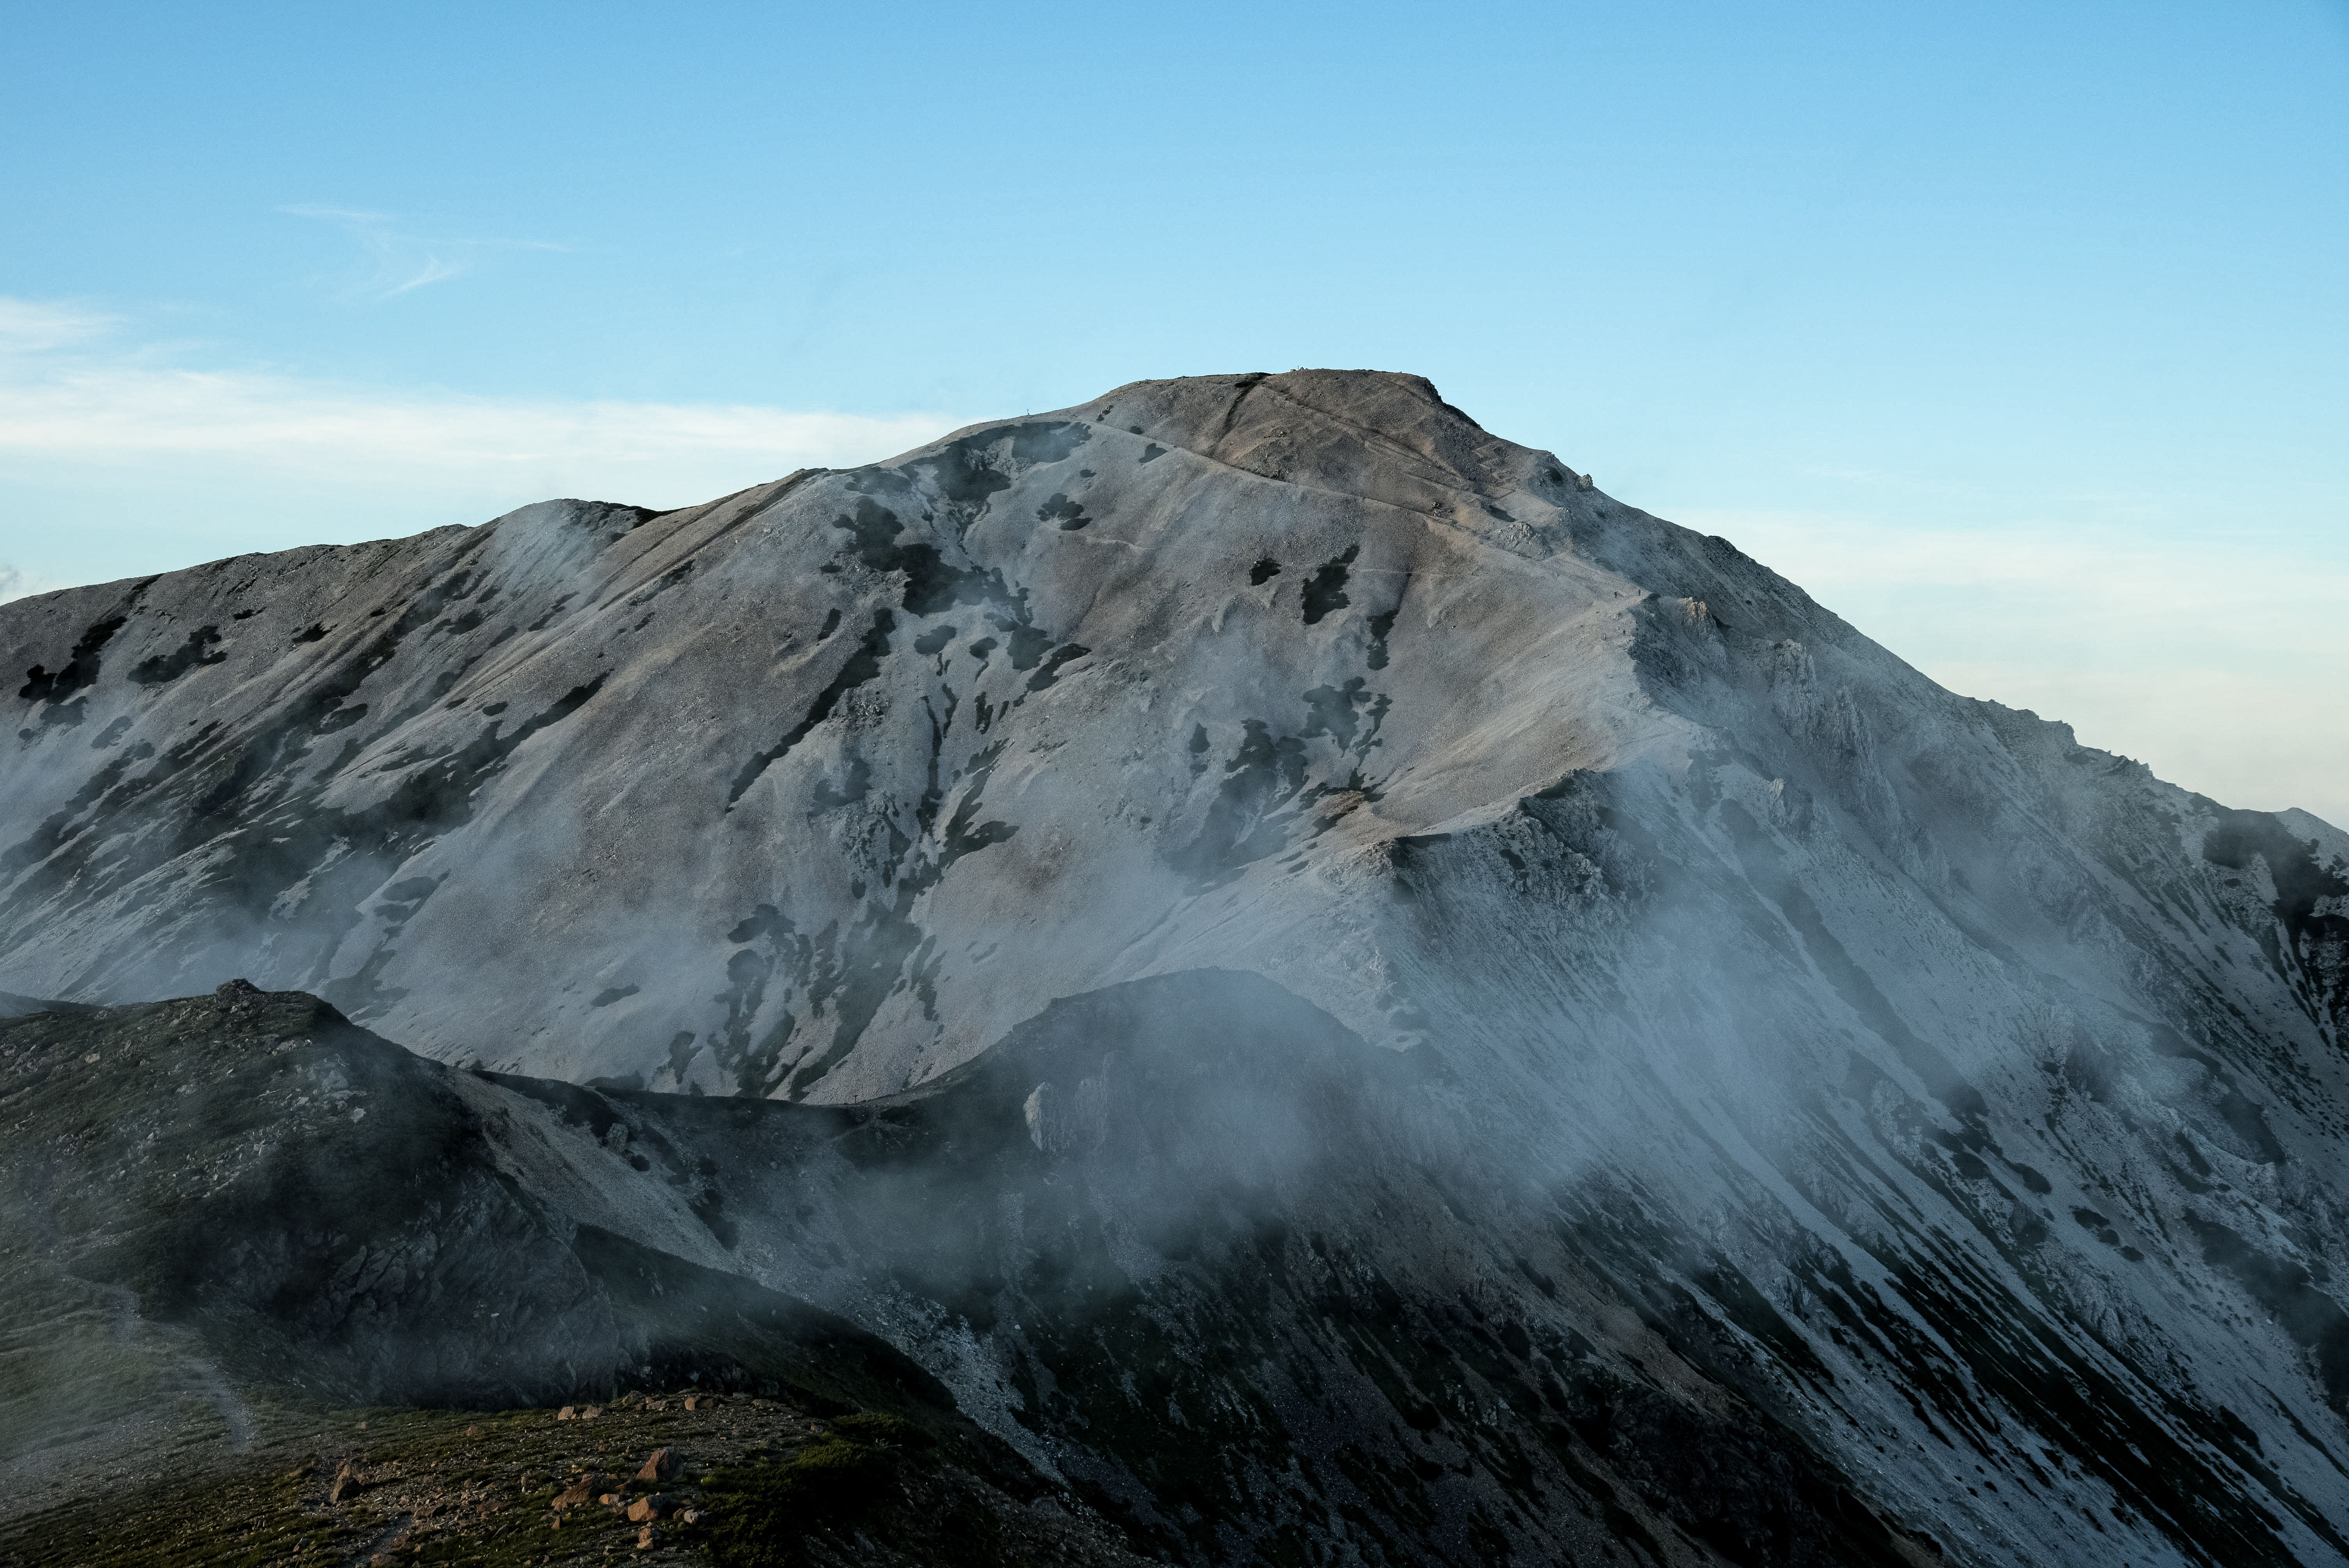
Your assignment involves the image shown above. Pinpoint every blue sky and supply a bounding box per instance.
[2,1,2344,822]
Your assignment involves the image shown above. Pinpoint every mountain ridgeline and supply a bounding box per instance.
[4,371,2348,1566]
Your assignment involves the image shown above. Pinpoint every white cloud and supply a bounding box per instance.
[0,298,120,354]
[0,294,961,508]
[0,361,953,486]
[0,559,66,607]
[280,206,567,299]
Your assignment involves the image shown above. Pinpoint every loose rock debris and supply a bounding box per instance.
[0,1388,1149,1567]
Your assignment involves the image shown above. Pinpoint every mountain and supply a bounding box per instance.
[4,371,2348,1566]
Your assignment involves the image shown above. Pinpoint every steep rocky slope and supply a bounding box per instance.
[4,371,2348,1565]
[0,986,1011,1501]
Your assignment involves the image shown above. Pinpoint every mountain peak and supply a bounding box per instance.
[1049,368,1577,525]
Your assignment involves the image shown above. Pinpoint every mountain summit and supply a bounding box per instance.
[7,368,1715,1094]
[5,371,2348,1565]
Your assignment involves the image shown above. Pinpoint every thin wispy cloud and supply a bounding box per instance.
[0,297,120,353]
[0,294,964,595]
[0,359,951,480]
[0,294,955,479]
[280,206,567,299]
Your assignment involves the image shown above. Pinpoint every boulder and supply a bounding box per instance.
[551,1475,611,1509]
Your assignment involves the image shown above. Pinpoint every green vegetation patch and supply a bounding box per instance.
[700,1436,899,1568]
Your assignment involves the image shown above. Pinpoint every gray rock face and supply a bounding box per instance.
[0,370,1810,1093]
[6,370,2349,1564]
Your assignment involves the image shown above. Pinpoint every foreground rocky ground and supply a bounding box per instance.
[0,1388,1149,1568]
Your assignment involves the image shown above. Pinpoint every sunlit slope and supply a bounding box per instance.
[0,369,1868,1092]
